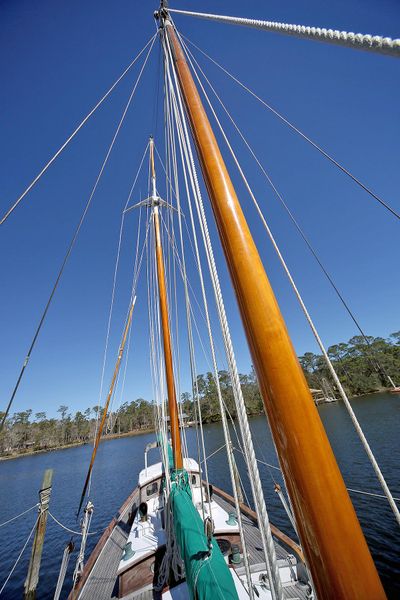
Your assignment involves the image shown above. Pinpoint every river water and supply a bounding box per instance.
[0,392,398,598]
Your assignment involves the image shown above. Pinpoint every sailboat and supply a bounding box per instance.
[1,3,399,600]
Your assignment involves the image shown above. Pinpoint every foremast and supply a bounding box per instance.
[149,138,183,470]
[159,8,386,600]
[148,137,239,600]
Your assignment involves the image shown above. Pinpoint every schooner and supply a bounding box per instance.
[1,2,399,599]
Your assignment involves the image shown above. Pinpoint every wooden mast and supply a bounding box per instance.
[162,16,386,599]
[150,138,183,470]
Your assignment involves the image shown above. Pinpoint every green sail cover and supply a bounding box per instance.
[170,470,239,600]
[157,433,174,470]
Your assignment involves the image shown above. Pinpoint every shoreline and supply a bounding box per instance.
[0,427,155,462]
[0,390,391,462]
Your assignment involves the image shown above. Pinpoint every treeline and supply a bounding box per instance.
[299,332,400,396]
[1,332,398,457]
[0,400,155,457]
[182,368,264,422]
[0,370,263,457]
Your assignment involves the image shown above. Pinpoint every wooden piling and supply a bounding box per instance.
[24,468,53,600]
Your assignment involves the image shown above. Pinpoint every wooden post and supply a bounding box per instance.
[24,468,53,600]
[164,19,386,599]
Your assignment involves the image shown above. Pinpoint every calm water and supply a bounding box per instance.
[0,392,399,598]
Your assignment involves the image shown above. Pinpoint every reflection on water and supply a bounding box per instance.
[0,393,398,598]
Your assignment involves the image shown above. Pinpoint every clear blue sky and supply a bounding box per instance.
[1,0,399,419]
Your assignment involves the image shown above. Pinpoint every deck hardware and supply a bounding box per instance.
[226,512,238,526]
[122,542,135,562]
[230,543,241,565]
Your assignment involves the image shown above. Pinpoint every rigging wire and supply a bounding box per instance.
[152,41,162,141]
[0,35,157,434]
[234,447,400,503]
[153,143,234,367]
[165,122,191,464]
[90,142,149,470]
[184,41,397,389]
[0,34,158,226]
[0,515,39,596]
[0,503,39,528]
[179,33,400,528]
[181,35,400,221]
[108,209,150,431]
[77,296,137,517]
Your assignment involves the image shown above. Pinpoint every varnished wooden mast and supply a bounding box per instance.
[163,17,386,599]
[150,138,183,470]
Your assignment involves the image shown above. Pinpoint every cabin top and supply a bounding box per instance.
[138,457,200,487]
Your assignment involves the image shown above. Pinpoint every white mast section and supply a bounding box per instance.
[169,9,400,58]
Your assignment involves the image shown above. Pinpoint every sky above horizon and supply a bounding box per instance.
[1,0,399,420]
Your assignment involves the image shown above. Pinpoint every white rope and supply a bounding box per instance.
[163,96,191,465]
[73,502,94,585]
[0,34,158,226]
[0,503,39,528]
[155,491,182,591]
[48,511,97,536]
[164,33,257,600]
[159,81,212,512]
[169,9,400,57]
[53,542,74,600]
[0,515,39,596]
[181,34,400,529]
[146,177,171,489]
[181,35,400,222]
[167,27,284,599]
[160,213,254,511]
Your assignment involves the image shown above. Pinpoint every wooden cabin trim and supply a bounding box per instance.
[209,482,305,563]
[68,486,138,600]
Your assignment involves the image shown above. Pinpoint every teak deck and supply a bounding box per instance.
[71,486,309,600]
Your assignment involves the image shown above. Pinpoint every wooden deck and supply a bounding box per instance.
[71,489,139,600]
[72,486,310,600]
